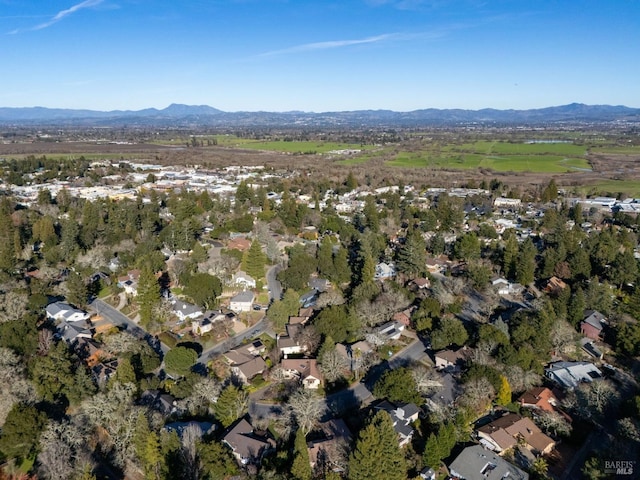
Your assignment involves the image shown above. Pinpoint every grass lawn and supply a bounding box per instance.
[589,145,640,154]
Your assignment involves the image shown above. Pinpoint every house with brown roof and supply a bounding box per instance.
[307,419,352,473]
[544,276,567,296]
[477,413,555,455]
[224,340,267,384]
[277,323,304,357]
[434,347,470,371]
[517,387,559,413]
[227,237,251,252]
[223,418,275,466]
[280,358,323,389]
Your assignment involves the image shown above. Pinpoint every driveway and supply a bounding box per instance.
[266,264,283,301]
[196,316,270,365]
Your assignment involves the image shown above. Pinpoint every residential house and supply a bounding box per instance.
[164,421,215,438]
[374,400,420,447]
[299,290,319,308]
[56,319,93,344]
[425,257,449,274]
[476,413,555,455]
[434,347,470,371]
[224,340,267,385]
[223,418,275,465]
[171,299,203,322]
[140,389,178,416]
[336,340,373,373]
[375,262,397,280]
[277,324,303,357]
[280,358,323,389]
[494,197,522,209]
[491,277,523,296]
[307,419,352,472]
[117,269,141,296]
[580,310,606,341]
[232,270,257,290]
[426,371,461,407]
[227,237,251,252]
[298,307,314,319]
[392,307,415,327]
[376,320,405,342]
[410,277,431,291]
[46,302,90,322]
[544,276,567,296]
[74,337,105,368]
[448,445,529,480]
[545,361,603,390]
[580,338,604,360]
[192,310,227,335]
[92,358,119,387]
[517,387,559,413]
[230,291,255,312]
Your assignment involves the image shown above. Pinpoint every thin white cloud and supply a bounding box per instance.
[8,0,104,34]
[258,33,395,58]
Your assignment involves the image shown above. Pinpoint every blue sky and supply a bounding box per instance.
[1,0,639,112]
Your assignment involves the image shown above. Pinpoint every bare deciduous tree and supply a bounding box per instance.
[0,290,28,323]
[319,348,348,383]
[550,319,578,356]
[412,366,443,395]
[287,389,325,435]
[503,365,541,393]
[178,377,222,416]
[461,377,495,412]
[103,331,140,356]
[181,423,203,480]
[535,410,572,437]
[37,329,54,356]
[315,289,345,308]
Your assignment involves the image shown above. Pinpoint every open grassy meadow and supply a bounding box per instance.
[209,135,376,155]
[385,140,591,173]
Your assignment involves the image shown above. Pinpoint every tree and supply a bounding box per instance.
[198,439,239,480]
[137,266,160,329]
[214,385,248,428]
[373,367,421,404]
[453,232,481,261]
[495,375,512,406]
[242,240,266,280]
[348,410,406,480]
[395,228,427,277]
[0,403,47,461]
[502,233,519,279]
[319,346,348,383]
[431,317,469,350]
[65,271,88,309]
[466,260,492,290]
[515,238,536,285]
[183,273,222,310]
[313,305,358,344]
[291,429,313,480]
[164,347,198,377]
[288,389,325,435]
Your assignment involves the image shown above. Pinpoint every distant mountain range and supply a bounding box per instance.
[0,103,639,127]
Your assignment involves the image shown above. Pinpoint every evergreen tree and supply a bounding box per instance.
[198,440,239,480]
[0,403,47,461]
[183,273,222,309]
[242,240,266,280]
[568,286,586,327]
[332,246,352,285]
[396,228,427,277]
[317,239,336,280]
[214,385,248,428]
[502,233,519,279]
[291,429,313,480]
[66,271,88,309]
[515,238,536,285]
[348,411,407,480]
[137,266,161,329]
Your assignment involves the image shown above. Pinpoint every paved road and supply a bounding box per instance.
[196,316,270,365]
[266,264,283,302]
[89,298,170,355]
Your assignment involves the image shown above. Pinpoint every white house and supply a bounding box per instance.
[230,291,255,312]
[231,271,257,290]
[171,299,203,322]
[45,302,90,323]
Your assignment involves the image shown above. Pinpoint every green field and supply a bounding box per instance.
[590,145,640,155]
[386,152,590,173]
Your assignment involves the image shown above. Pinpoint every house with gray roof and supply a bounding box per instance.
[230,291,255,312]
[171,299,203,322]
[46,302,90,322]
[545,361,602,390]
[449,445,529,480]
[374,400,420,447]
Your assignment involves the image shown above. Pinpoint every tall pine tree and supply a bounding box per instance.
[348,411,406,480]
